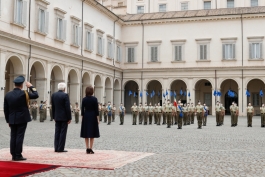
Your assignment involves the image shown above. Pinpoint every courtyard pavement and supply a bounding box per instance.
[1,115,265,177]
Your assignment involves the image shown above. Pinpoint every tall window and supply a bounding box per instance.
[181,2,188,11]
[137,6,144,14]
[107,40,113,59]
[223,44,236,59]
[159,4,166,12]
[14,0,27,26]
[127,47,135,62]
[174,45,182,61]
[116,45,122,62]
[227,0,234,8]
[38,9,49,34]
[199,44,207,60]
[253,93,260,106]
[97,36,104,55]
[56,18,66,41]
[204,1,211,9]
[250,43,262,59]
[72,24,81,46]
[251,0,258,7]
[86,31,94,51]
[150,46,158,62]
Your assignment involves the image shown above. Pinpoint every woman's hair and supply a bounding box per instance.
[86,86,94,96]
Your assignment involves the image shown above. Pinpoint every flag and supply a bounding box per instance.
[180,89,183,95]
[129,90,132,96]
[188,92,190,97]
[174,93,177,107]
[213,90,217,96]
[146,91,149,96]
[134,92,136,97]
[170,91,173,97]
[152,90,155,96]
[217,91,221,96]
[246,90,250,97]
[260,90,264,97]
[184,91,186,96]
[166,90,168,96]
[140,91,142,98]
[163,93,165,98]
[174,91,176,97]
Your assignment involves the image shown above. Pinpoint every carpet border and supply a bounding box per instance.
[11,164,60,177]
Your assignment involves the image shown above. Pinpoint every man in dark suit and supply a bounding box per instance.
[51,82,72,152]
[4,76,39,161]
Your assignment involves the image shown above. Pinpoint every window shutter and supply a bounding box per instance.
[151,47,154,61]
[86,32,90,50]
[98,37,101,54]
[155,47,158,61]
[38,9,41,31]
[56,18,59,39]
[45,11,49,34]
[174,46,178,61]
[249,43,252,59]
[14,0,17,22]
[78,26,82,46]
[179,46,182,61]
[108,42,111,58]
[102,38,105,56]
[22,1,27,26]
[72,24,75,44]
[222,44,225,59]
[120,47,122,62]
[200,45,203,60]
[232,44,235,59]
[132,48,135,62]
[91,33,94,51]
[128,48,131,62]
[260,43,263,58]
[62,20,67,41]
[204,45,207,60]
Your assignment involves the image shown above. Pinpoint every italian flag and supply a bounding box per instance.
[174,96,177,107]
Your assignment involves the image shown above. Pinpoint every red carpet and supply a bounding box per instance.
[0,161,59,177]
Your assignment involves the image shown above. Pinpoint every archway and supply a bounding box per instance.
[246,79,265,115]
[82,72,91,98]
[124,80,139,113]
[195,79,212,114]
[94,75,102,103]
[113,79,121,108]
[30,61,45,101]
[5,56,24,95]
[105,77,112,104]
[67,69,79,106]
[170,80,187,104]
[147,80,162,105]
[220,79,238,115]
[50,65,63,98]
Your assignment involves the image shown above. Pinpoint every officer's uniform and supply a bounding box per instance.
[220,105,225,125]
[162,104,166,124]
[4,76,39,160]
[39,102,45,122]
[196,104,204,128]
[143,105,149,125]
[157,105,162,125]
[154,106,158,124]
[138,105,143,124]
[260,106,265,127]
[187,105,191,125]
[203,105,209,126]
[215,104,221,126]
[177,105,183,129]
[230,105,237,126]
[183,106,188,125]
[171,106,176,125]
[190,105,195,124]
[31,103,38,120]
[148,105,154,124]
[119,105,125,125]
[131,105,138,125]
[166,103,172,128]
[103,106,107,123]
[247,105,254,127]
[107,104,112,125]
[74,105,80,123]
[43,103,47,120]
[112,106,116,122]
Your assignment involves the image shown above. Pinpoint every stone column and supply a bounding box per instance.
[0,49,7,117]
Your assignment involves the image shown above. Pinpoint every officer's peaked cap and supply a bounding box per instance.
[13,75,25,84]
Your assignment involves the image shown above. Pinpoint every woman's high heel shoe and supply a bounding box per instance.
[86,148,91,154]
[90,149,94,154]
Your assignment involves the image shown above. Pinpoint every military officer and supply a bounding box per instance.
[48,103,53,121]
[183,104,188,126]
[39,101,45,122]
[138,103,143,124]
[162,103,167,124]
[190,103,195,124]
[148,103,154,124]
[119,103,125,125]
[103,103,107,123]
[172,104,176,125]
[99,103,102,121]
[187,103,191,125]
[166,100,173,128]
[260,104,265,127]
[234,103,239,126]
[31,101,38,121]
[177,103,183,129]
[230,102,237,127]
[203,103,209,126]
[4,76,39,161]
[112,104,116,122]
[143,103,149,125]
[131,102,138,125]
[73,102,80,124]
[107,102,112,125]
[247,102,254,127]
[220,103,225,125]
[156,103,162,125]
[195,101,204,129]
[153,104,158,124]
[215,101,222,126]
[43,101,47,120]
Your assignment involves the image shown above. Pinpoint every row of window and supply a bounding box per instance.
[137,0,259,13]
[126,43,263,63]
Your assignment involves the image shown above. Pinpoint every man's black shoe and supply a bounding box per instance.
[57,150,68,152]
[14,157,27,161]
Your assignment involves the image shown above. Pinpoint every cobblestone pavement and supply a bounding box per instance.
[1,115,265,177]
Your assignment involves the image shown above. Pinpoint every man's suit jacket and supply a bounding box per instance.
[4,87,39,124]
[51,90,72,121]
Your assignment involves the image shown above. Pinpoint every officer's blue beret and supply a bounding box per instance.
[13,75,25,84]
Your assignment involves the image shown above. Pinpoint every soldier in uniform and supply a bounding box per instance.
[203,103,209,126]
[215,101,222,126]
[148,103,154,124]
[153,104,157,124]
[183,104,188,126]
[260,103,265,127]
[39,101,45,122]
[131,102,138,125]
[156,103,162,125]
[220,103,225,125]
[166,100,173,128]
[31,101,38,121]
[177,102,183,129]
[48,102,53,121]
[4,76,39,161]
[190,103,195,124]
[143,103,149,125]
[103,103,108,123]
[162,103,167,124]
[187,103,191,125]
[138,103,143,124]
[195,101,204,129]
[172,104,176,125]
[107,102,112,125]
[230,102,237,127]
[247,102,254,127]
[119,103,125,125]
[73,102,80,124]
[234,103,239,126]
[112,104,116,122]
[43,101,47,121]
[98,103,102,121]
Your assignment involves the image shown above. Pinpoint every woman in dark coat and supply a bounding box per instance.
[80,86,100,154]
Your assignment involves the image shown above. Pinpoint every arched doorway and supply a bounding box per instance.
[30,61,45,101]
[195,79,212,114]
[124,80,139,113]
[146,80,162,105]
[50,65,64,98]
[220,79,238,115]
[5,56,24,95]
[170,80,187,104]
[82,72,91,98]
[67,69,79,106]
[94,75,102,103]
[114,79,121,108]
[247,79,265,115]
[104,77,112,104]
